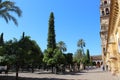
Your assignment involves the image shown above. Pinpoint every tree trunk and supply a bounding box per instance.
[16,65,19,80]
[52,65,53,73]
[31,65,34,73]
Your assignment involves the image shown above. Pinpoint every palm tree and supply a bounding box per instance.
[0,0,22,26]
[77,39,85,49]
[77,39,86,70]
[77,39,85,54]
[57,41,67,53]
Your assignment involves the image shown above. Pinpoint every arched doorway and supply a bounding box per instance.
[96,62,100,68]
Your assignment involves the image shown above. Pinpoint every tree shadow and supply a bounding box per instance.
[36,71,84,75]
[0,76,87,80]
[60,71,84,75]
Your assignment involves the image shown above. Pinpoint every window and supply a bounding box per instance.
[106,8,109,15]
[104,1,107,5]
[102,11,105,16]
[103,48,106,56]
[103,48,106,52]
[101,26,106,30]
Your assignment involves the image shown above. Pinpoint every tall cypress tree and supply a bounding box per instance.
[0,33,4,46]
[43,12,57,73]
[22,32,25,39]
[47,12,56,50]
[86,49,90,64]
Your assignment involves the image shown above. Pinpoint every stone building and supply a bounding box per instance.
[100,0,110,70]
[91,55,102,68]
[100,0,120,76]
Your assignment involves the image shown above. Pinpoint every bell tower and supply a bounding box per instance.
[100,0,110,66]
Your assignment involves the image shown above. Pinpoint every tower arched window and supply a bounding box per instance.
[102,11,105,16]
[106,8,109,15]
[103,48,106,52]
[104,1,107,5]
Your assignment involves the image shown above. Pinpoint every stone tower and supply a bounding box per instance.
[100,0,110,66]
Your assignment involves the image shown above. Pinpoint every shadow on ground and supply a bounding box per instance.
[36,71,86,75]
[0,76,87,80]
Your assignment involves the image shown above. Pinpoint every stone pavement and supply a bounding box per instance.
[0,68,119,80]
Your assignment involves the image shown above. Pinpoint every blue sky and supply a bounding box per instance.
[0,0,101,55]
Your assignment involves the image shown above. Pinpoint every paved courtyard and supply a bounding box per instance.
[0,68,118,80]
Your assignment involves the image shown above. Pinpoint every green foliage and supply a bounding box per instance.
[74,39,90,67]
[43,48,66,66]
[43,49,49,63]
[43,12,58,68]
[73,49,82,64]
[81,55,87,65]
[0,54,16,65]
[0,0,22,26]
[57,41,67,52]
[92,62,96,66]
[54,48,65,64]
[86,49,90,64]
[0,33,43,67]
[43,48,54,65]
[43,48,57,65]
[47,12,56,50]
[48,58,56,65]
[79,49,91,66]
[64,53,73,65]
[74,49,82,59]
[74,38,86,65]
[77,39,85,49]
[0,33,4,46]
[19,34,43,66]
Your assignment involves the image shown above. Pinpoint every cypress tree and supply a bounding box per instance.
[47,12,56,50]
[86,49,90,63]
[22,32,25,39]
[43,12,57,73]
[0,33,4,46]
